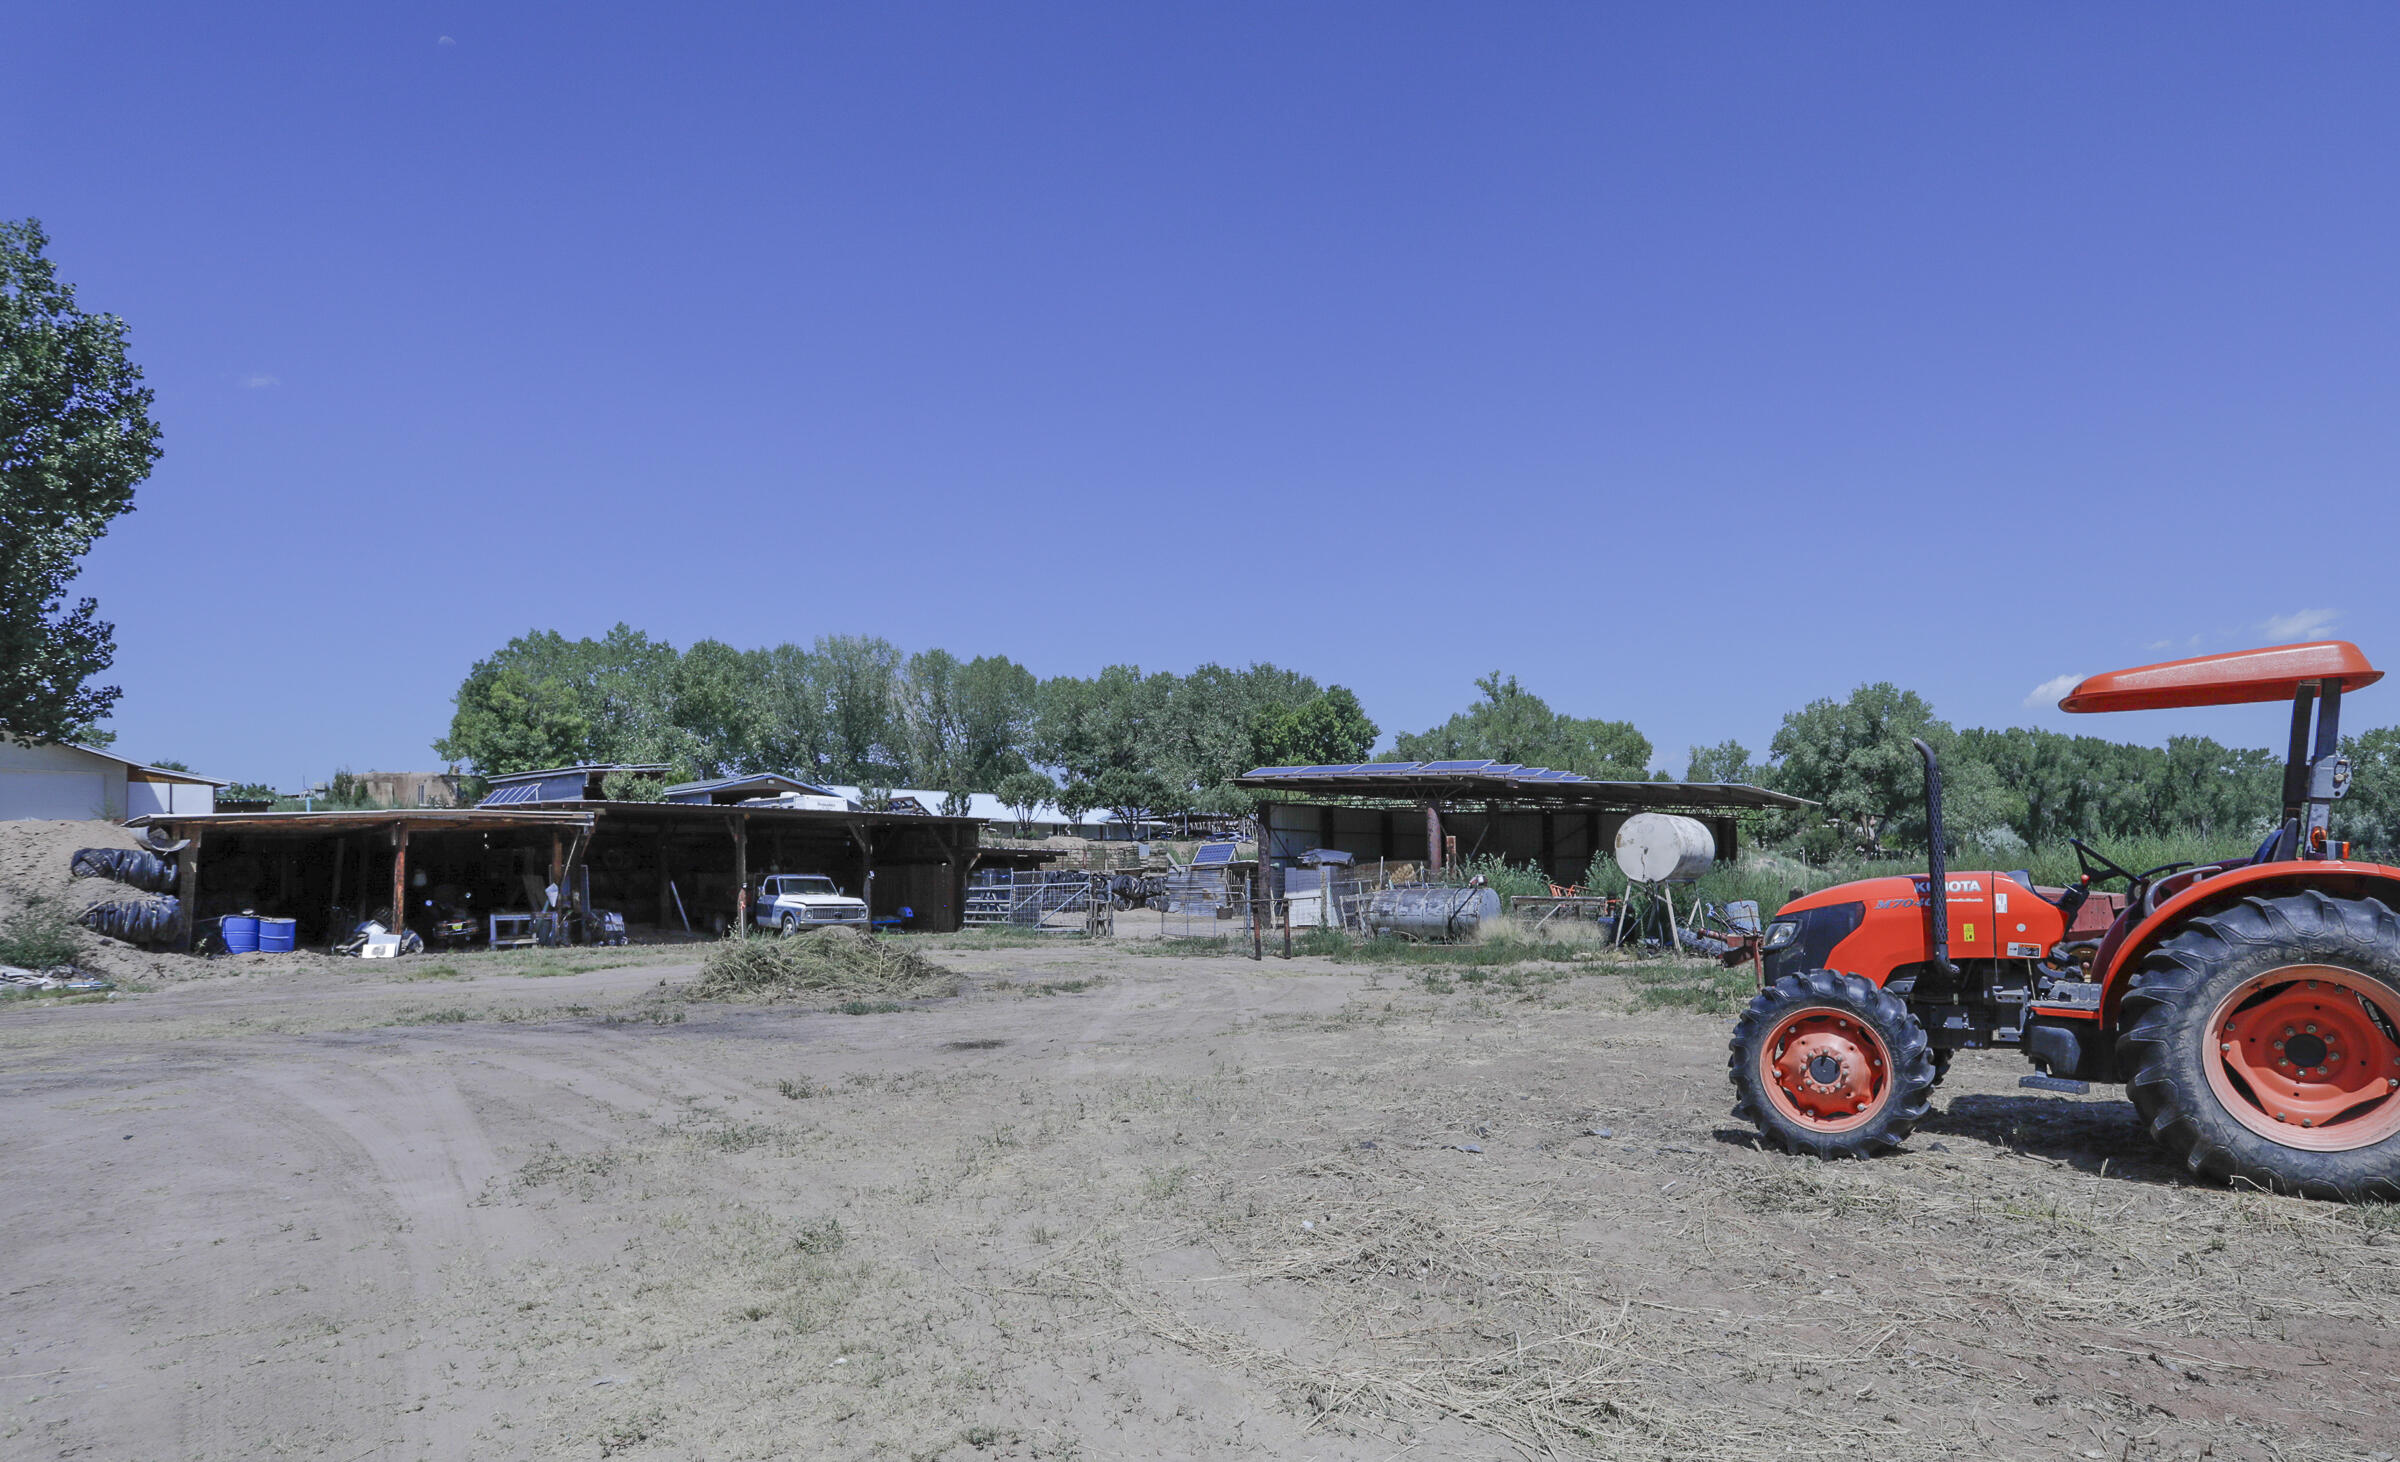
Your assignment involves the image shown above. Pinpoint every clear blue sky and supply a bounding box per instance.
[10,4,2399,787]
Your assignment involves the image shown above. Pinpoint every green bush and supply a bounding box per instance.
[0,893,82,969]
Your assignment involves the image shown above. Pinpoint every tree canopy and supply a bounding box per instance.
[434,627,2400,858]
[0,219,161,745]
[1390,672,1652,780]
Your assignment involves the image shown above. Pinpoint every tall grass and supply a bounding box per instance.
[0,892,82,969]
[1575,829,2263,917]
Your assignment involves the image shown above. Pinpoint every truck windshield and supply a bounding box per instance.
[779,877,837,895]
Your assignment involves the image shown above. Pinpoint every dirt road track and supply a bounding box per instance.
[4,946,2396,1460]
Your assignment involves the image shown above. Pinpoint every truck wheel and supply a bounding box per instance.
[1730,970,1938,1158]
[780,912,799,937]
[2118,891,2400,1200]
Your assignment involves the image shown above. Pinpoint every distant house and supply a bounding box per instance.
[0,741,224,821]
[665,774,853,810]
[477,764,673,806]
[825,786,1157,840]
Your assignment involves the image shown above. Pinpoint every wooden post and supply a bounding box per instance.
[847,822,873,921]
[391,825,410,938]
[1424,803,1443,875]
[328,836,346,938]
[175,827,202,951]
[732,814,750,933]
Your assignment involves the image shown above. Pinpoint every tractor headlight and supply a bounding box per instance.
[1762,919,1800,952]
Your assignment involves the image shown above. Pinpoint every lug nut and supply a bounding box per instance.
[2222,1043,2235,1053]
[2307,1023,2319,1034]
[2274,1040,2285,1051]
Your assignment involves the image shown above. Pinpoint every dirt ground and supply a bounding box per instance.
[4,936,2398,1462]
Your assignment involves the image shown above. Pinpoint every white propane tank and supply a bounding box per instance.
[1614,813,1716,884]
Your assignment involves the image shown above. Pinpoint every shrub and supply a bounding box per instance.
[0,893,82,969]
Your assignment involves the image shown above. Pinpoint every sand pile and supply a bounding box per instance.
[685,926,960,1005]
[0,819,200,982]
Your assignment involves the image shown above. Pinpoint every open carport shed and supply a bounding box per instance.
[136,800,983,950]
[1230,761,1814,883]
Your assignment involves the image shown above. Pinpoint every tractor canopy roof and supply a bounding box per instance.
[2060,640,2381,713]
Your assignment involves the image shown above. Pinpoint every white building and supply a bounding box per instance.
[0,741,224,821]
[823,786,1152,839]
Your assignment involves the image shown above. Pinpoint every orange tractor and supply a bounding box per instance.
[1733,641,2400,1199]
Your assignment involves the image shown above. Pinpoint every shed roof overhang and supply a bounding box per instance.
[2060,641,2383,714]
[1231,762,1812,812]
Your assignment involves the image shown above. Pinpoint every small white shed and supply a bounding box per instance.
[0,741,225,821]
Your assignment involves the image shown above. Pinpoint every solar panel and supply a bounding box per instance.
[479,783,541,806]
[1299,764,1361,776]
[1422,760,1495,772]
[1193,842,1239,866]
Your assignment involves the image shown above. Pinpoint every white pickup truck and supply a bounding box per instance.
[753,874,871,935]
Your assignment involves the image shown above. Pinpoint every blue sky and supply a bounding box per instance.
[9,4,2399,786]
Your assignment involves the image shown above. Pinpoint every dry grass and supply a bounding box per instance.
[683,927,961,1005]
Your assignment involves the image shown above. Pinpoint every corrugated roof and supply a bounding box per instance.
[666,773,844,799]
[823,787,1121,826]
[1232,762,1814,812]
[51,742,230,786]
[484,763,671,785]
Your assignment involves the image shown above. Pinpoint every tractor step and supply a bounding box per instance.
[2019,1074,2091,1095]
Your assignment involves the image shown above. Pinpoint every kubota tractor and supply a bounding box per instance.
[1732,641,2400,1199]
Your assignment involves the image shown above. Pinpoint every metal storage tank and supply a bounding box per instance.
[1365,885,1501,941]
[1614,813,1715,884]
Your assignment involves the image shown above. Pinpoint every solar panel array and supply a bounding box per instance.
[1192,842,1240,866]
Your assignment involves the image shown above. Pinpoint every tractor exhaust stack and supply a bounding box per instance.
[1911,737,1959,977]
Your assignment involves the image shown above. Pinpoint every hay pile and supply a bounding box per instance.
[685,927,962,1005]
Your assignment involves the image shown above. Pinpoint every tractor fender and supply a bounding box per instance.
[2094,858,2400,1022]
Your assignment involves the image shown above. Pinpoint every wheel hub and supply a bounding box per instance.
[2210,966,2400,1151]
[1762,1009,1891,1130]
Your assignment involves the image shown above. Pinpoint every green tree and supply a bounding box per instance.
[1684,739,1759,784]
[669,638,767,777]
[1,220,163,745]
[1251,686,1378,768]
[1768,683,2016,854]
[995,769,1058,835]
[814,634,906,783]
[435,662,592,775]
[1393,673,1652,779]
[901,649,1037,789]
[2340,728,2400,858]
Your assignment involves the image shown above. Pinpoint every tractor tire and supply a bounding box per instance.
[1730,970,1939,1159]
[1930,1049,1954,1088]
[2117,891,2400,1200]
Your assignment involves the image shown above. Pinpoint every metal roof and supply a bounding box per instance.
[50,742,230,786]
[1231,761,1813,812]
[483,763,671,785]
[665,773,844,799]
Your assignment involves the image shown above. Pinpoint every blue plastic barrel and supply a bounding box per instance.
[257,917,296,953]
[220,914,261,953]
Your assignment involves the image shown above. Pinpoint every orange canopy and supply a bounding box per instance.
[2060,641,2382,714]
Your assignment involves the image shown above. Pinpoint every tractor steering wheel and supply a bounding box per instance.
[2070,837,2141,889]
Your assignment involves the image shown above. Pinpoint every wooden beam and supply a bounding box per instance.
[175,829,203,951]
[391,825,410,939]
[732,812,749,932]
[328,836,346,941]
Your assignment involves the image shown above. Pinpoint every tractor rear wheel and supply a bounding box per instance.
[2118,891,2400,1200]
[1730,970,1938,1158]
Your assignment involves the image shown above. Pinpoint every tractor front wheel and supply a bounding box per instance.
[1730,970,1938,1158]
[2119,891,2400,1200]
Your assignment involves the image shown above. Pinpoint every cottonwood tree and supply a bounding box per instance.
[0,220,162,745]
